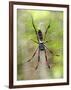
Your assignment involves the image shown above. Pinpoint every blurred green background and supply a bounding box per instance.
[17,9,63,80]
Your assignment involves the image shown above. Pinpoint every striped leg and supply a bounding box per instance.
[35,49,40,70]
[26,48,38,62]
[44,49,50,69]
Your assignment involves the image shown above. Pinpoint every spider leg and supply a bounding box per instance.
[44,45,60,56]
[44,24,50,41]
[44,49,50,69]
[31,39,38,44]
[35,49,40,70]
[44,40,52,44]
[44,40,48,44]
[44,45,53,54]
[31,15,39,42]
[26,48,38,62]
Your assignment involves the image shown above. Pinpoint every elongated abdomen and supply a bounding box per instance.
[38,30,43,41]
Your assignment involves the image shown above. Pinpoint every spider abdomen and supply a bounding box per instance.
[39,43,45,51]
[38,30,43,41]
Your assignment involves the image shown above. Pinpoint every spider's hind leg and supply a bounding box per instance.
[44,49,50,69]
[35,49,40,70]
[26,48,38,63]
[44,45,60,56]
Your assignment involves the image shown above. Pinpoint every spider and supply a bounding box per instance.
[25,16,59,70]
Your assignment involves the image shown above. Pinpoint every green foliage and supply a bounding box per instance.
[17,9,63,80]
